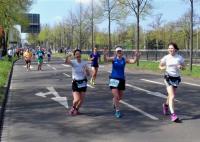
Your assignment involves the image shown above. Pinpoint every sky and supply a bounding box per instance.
[21,0,200,38]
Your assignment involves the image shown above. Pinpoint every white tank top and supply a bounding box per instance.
[160,54,184,77]
[71,59,88,80]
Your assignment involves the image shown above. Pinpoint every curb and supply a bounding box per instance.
[0,60,16,141]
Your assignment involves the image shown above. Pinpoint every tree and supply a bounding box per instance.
[0,0,33,55]
[182,0,200,71]
[100,0,127,55]
[118,0,152,65]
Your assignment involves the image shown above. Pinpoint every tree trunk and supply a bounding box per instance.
[189,0,193,71]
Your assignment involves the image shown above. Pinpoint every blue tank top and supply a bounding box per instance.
[90,52,100,66]
[110,57,126,79]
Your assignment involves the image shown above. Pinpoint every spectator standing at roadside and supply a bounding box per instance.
[7,48,13,61]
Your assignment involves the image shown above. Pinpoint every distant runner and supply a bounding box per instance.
[36,46,45,71]
[23,48,32,71]
[47,48,52,62]
[89,47,101,85]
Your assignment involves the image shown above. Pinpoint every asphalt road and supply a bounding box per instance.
[1,57,200,142]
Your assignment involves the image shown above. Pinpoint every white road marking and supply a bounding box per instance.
[120,100,159,120]
[23,65,34,69]
[87,84,95,88]
[99,65,104,68]
[35,87,60,98]
[182,82,200,87]
[141,78,200,87]
[35,87,68,109]
[107,71,111,73]
[47,64,57,70]
[63,73,71,77]
[62,64,70,67]
[126,83,180,102]
[140,79,164,85]
[51,97,69,109]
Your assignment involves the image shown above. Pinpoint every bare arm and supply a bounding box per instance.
[103,49,114,62]
[126,51,141,64]
[177,63,186,70]
[65,53,73,65]
[159,62,166,70]
[89,56,95,61]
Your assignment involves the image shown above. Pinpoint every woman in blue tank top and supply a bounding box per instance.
[89,47,101,85]
[104,46,140,118]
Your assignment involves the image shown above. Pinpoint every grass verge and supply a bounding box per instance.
[127,60,200,78]
[53,53,200,78]
[0,56,17,104]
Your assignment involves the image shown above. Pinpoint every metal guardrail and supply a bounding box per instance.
[82,50,200,64]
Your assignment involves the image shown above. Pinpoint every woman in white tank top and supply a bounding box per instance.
[159,42,185,122]
[65,49,91,116]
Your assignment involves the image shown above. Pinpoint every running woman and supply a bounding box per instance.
[36,46,45,71]
[89,47,101,85]
[47,48,52,62]
[159,42,185,122]
[104,46,140,118]
[65,49,91,116]
[23,48,32,71]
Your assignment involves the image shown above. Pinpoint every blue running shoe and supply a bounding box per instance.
[115,110,122,118]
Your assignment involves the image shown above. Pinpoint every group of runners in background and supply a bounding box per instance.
[23,46,52,71]
[65,42,185,123]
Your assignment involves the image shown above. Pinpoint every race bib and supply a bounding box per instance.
[38,53,43,56]
[76,81,87,88]
[169,79,179,87]
[109,79,119,87]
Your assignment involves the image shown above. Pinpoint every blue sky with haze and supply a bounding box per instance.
[29,0,200,31]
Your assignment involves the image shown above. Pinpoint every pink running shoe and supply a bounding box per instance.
[162,103,169,115]
[69,107,80,116]
[73,109,81,115]
[171,113,179,122]
[69,107,75,116]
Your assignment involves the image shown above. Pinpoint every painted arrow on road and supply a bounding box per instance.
[35,87,69,109]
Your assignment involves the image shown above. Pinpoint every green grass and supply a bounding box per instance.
[53,52,200,78]
[0,56,17,104]
[127,60,200,78]
[52,52,105,64]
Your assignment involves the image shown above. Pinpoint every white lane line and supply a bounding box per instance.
[107,71,111,73]
[182,82,200,87]
[63,73,71,77]
[120,100,159,120]
[87,84,95,88]
[141,78,200,87]
[126,83,180,102]
[47,64,57,70]
[140,79,164,85]
[62,64,70,67]
[23,65,34,69]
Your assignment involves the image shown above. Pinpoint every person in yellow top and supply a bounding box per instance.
[23,48,32,71]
